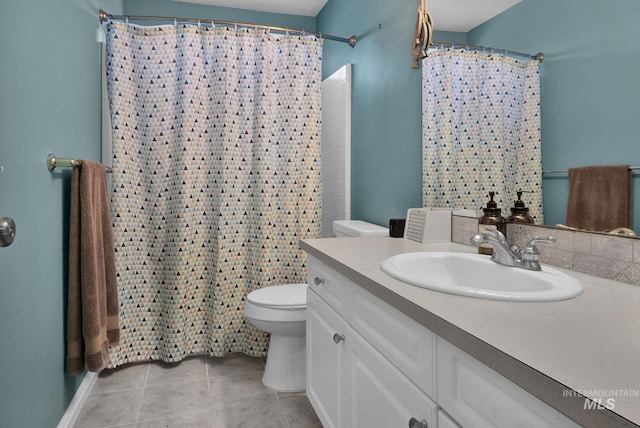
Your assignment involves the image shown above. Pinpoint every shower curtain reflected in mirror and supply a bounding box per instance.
[422,49,543,222]
[105,21,322,366]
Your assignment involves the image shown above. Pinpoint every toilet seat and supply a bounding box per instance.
[247,283,307,309]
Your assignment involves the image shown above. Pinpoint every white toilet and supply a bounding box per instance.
[244,219,388,392]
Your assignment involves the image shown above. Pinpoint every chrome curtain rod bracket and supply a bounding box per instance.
[98,9,357,48]
[430,41,543,62]
[99,9,109,24]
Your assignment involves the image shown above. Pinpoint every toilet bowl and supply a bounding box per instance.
[245,283,308,392]
[244,220,388,392]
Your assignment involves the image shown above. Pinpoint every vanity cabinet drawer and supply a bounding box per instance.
[307,255,354,316]
[436,338,580,428]
[350,284,435,398]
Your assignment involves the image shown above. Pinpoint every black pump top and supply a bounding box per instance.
[482,191,501,215]
[508,190,534,223]
[513,191,526,209]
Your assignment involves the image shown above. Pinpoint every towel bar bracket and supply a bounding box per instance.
[48,154,79,171]
[47,154,112,173]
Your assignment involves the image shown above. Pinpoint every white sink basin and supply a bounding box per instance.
[380,252,583,302]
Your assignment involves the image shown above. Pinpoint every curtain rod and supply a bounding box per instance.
[98,9,356,48]
[430,41,544,62]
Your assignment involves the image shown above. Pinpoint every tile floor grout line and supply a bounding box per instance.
[205,354,211,394]
[204,354,209,379]
[133,363,151,426]
[281,404,294,428]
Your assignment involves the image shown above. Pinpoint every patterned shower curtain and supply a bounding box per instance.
[422,49,543,222]
[105,21,322,366]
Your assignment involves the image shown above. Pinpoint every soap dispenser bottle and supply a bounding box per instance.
[507,191,534,224]
[478,191,506,255]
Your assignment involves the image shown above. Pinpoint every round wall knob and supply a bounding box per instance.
[314,277,324,286]
[408,417,428,428]
[333,333,345,344]
[0,217,16,247]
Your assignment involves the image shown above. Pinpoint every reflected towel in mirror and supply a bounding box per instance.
[566,165,631,232]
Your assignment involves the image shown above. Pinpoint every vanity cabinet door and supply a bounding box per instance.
[351,284,435,398]
[344,324,438,428]
[437,337,581,428]
[307,288,348,428]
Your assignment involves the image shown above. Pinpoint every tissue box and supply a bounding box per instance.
[404,208,452,244]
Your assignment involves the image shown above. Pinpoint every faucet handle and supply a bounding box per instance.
[519,236,555,270]
[521,236,556,260]
[483,226,508,245]
[523,236,556,251]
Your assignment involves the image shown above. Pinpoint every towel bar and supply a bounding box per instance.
[47,154,112,173]
[543,166,640,175]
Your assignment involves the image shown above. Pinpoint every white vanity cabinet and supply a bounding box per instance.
[307,290,437,427]
[306,255,581,428]
[307,256,437,428]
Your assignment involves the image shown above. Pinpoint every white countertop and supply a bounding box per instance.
[300,237,640,428]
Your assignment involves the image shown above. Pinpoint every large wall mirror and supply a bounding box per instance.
[422,0,640,237]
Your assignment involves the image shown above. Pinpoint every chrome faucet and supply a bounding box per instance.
[470,228,556,271]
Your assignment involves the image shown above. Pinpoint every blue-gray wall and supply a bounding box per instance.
[0,1,124,426]
[317,0,465,226]
[468,0,640,229]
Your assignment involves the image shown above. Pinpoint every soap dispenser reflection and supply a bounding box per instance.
[507,191,534,224]
[478,192,506,256]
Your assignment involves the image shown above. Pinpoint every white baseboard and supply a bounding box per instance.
[57,372,98,428]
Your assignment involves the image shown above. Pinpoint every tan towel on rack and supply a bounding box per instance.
[566,165,632,232]
[67,161,119,375]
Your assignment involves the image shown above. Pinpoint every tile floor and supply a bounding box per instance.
[73,353,322,428]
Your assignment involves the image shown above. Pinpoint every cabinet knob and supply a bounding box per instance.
[332,333,345,344]
[408,417,428,428]
[0,217,16,247]
[314,277,324,286]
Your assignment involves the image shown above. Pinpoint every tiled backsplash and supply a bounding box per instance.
[451,214,481,247]
[451,214,640,286]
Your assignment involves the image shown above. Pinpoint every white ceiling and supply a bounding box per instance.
[171,0,522,32]
[429,0,521,32]
[171,0,329,17]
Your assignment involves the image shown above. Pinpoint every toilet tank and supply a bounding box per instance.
[332,220,388,237]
